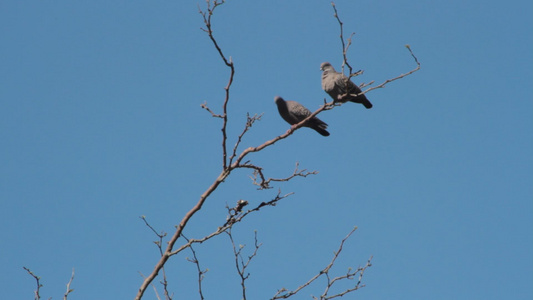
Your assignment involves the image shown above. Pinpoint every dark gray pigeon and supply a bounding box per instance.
[274,96,330,137]
[320,62,372,109]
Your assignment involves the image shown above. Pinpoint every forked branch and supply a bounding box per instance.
[229,113,263,165]
[199,0,234,169]
[227,229,262,300]
[331,1,420,100]
[24,267,76,300]
[243,162,318,190]
[184,235,207,300]
[63,269,75,300]
[23,267,42,300]
[271,227,372,299]
[140,216,171,299]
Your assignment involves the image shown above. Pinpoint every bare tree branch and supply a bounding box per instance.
[226,229,262,300]
[331,1,420,102]
[139,271,163,300]
[199,0,231,67]
[140,193,290,299]
[135,165,230,299]
[183,235,207,300]
[200,101,224,118]
[271,227,372,299]
[199,0,234,170]
[23,267,42,300]
[241,162,318,190]
[63,268,75,300]
[229,113,263,166]
[170,190,292,257]
[331,2,356,75]
[337,45,420,102]
[316,256,373,299]
[140,216,172,299]
[24,267,75,300]
[362,45,420,92]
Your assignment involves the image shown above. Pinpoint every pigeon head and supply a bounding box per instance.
[274,96,284,104]
[320,62,334,72]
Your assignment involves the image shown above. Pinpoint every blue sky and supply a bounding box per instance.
[1,0,532,299]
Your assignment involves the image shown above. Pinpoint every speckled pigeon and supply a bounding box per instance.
[320,62,372,109]
[274,96,330,137]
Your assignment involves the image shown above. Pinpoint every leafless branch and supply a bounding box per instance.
[140,216,168,257]
[199,0,234,170]
[140,216,172,300]
[170,190,292,257]
[338,45,420,101]
[331,1,420,102]
[24,267,76,300]
[229,113,263,165]
[199,0,230,67]
[271,227,372,299]
[23,267,42,300]
[136,100,326,298]
[227,229,262,300]
[139,271,163,300]
[332,1,368,98]
[237,190,293,216]
[183,235,207,300]
[363,45,420,92]
[331,2,356,76]
[63,268,75,300]
[134,2,237,289]
[316,255,373,299]
[241,162,318,190]
[200,101,224,118]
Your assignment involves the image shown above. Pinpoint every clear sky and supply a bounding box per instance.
[1,0,532,299]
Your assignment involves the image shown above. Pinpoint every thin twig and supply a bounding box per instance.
[140,216,171,299]
[63,268,75,300]
[318,256,373,299]
[363,45,420,92]
[170,190,292,257]
[139,271,162,300]
[229,113,263,165]
[342,45,420,101]
[183,235,207,300]
[331,1,420,100]
[200,102,224,118]
[199,0,233,169]
[227,229,262,300]
[241,162,318,190]
[331,2,355,76]
[23,267,42,300]
[271,227,371,299]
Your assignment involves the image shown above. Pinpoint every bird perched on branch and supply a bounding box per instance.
[320,62,372,109]
[274,96,330,137]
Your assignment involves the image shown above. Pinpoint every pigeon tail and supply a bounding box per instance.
[360,98,373,109]
[348,94,373,109]
[312,126,330,136]
[308,119,330,136]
